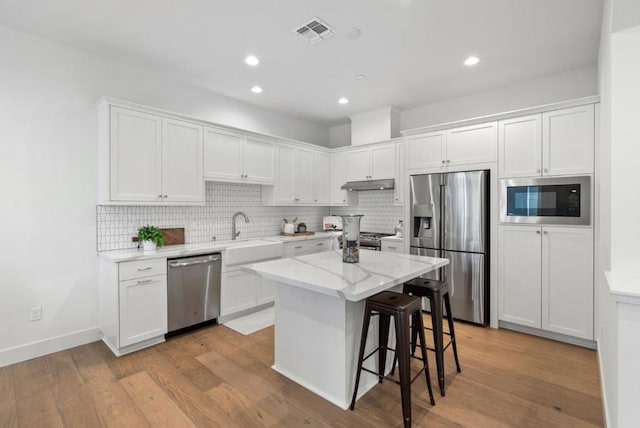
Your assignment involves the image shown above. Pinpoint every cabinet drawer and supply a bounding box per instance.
[381,240,404,253]
[284,239,333,257]
[119,258,167,281]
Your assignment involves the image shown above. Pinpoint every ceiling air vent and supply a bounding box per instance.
[293,17,336,44]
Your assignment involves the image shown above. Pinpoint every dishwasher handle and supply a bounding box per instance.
[168,256,221,268]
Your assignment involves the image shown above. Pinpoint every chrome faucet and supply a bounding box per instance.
[232,211,249,240]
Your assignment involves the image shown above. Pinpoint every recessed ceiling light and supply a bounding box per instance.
[356,74,366,80]
[251,86,263,94]
[464,56,480,66]
[338,97,349,104]
[245,55,260,66]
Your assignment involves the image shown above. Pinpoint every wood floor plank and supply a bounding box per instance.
[0,366,17,428]
[120,371,196,428]
[1,318,603,428]
[70,341,152,428]
[43,351,103,428]
[11,358,63,428]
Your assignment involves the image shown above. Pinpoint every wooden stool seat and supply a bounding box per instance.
[403,277,461,396]
[350,291,435,428]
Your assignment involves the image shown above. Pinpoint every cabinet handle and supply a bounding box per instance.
[294,245,303,249]
[342,199,346,202]
[388,246,397,250]
[536,169,541,173]
[136,279,154,284]
[543,231,548,234]
[536,230,541,234]
[158,194,163,199]
[543,168,548,173]
[316,242,324,246]
[314,199,318,202]
[441,160,446,164]
[446,160,450,163]
[137,267,152,271]
[163,195,168,199]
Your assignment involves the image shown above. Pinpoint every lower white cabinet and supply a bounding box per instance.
[498,225,593,340]
[99,258,168,355]
[284,237,335,257]
[381,237,404,254]
[221,269,258,317]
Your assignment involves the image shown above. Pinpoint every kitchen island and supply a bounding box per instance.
[247,249,449,409]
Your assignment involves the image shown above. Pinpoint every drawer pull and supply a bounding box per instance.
[136,279,154,284]
[137,267,152,271]
[294,245,303,249]
[316,242,324,246]
[387,246,397,250]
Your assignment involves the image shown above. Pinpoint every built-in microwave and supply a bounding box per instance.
[500,176,591,225]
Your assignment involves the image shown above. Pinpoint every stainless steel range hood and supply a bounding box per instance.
[341,179,395,191]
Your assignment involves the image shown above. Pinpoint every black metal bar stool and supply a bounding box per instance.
[350,291,435,428]
[402,278,461,396]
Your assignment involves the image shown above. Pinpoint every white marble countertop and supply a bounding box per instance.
[98,231,340,263]
[246,249,449,301]
[605,271,640,304]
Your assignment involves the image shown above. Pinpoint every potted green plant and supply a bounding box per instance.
[138,225,165,251]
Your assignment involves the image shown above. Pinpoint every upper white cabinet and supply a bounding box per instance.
[499,104,594,177]
[331,152,350,205]
[543,104,594,176]
[263,144,331,205]
[498,225,594,340]
[405,122,497,170]
[345,143,396,181]
[100,104,204,204]
[394,142,404,205]
[204,127,275,184]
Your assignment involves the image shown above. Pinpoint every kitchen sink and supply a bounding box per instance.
[223,240,284,266]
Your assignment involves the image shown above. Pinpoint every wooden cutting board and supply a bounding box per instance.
[160,228,185,246]
[132,227,185,246]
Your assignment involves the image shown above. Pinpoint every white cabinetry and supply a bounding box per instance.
[99,258,168,355]
[405,122,497,170]
[99,104,204,204]
[498,225,593,340]
[394,142,404,205]
[284,237,335,257]
[221,269,258,317]
[203,128,275,184]
[331,152,350,205]
[499,104,594,177]
[381,237,404,254]
[263,144,331,205]
[345,143,396,181]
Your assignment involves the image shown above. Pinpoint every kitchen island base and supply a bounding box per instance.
[273,283,397,409]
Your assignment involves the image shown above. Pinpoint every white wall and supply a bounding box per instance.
[400,66,598,131]
[328,122,351,148]
[0,24,329,366]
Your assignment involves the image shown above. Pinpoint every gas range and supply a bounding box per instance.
[339,231,395,251]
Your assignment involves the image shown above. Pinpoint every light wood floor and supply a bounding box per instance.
[0,317,604,427]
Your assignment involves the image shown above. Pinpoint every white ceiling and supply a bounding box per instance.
[0,0,603,125]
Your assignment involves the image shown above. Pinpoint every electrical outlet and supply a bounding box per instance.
[30,306,42,321]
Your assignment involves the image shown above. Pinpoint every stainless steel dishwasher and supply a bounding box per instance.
[167,253,221,333]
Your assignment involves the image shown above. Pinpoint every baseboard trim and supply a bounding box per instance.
[596,338,611,427]
[498,321,596,349]
[0,327,101,368]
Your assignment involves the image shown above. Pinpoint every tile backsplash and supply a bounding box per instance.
[97,183,404,251]
[330,190,403,234]
[97,182,329,251]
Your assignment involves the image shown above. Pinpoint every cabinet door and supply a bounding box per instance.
[203,128,243,181]
[498,226,542,328]
[221,270,257,317]
[345,149,371,181]
[244,137,275,184]
[543,104,594,176]
[405,132,445,170]
[162,118,204,202]
[275,145,296,203]
[499,114,542,177]
[331,152,349,204]
[309,238,332,253]
[296,148,315,203]
[370,144,396,179]
[119,275,167,347]
[381,240,404,253]
[257,277,277,305]
[313,152,331,204]
[394,142,404,205]
[110,107,162,202]
[541,227,593,339]
[446,121,497,165]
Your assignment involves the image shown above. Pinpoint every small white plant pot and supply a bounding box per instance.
[142,240,157,251]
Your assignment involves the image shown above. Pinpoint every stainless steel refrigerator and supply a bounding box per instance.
[410,170,489,325]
